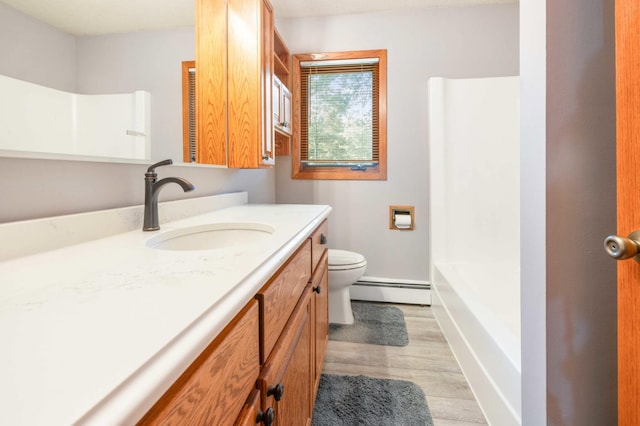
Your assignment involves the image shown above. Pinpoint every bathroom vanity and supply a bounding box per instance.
[139,220,329,425]
[0,193,331,425]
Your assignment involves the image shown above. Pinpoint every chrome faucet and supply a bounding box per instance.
[143,159,195,231]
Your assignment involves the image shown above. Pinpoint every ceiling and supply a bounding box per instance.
[1,0,515,35]
[271,0,514,19]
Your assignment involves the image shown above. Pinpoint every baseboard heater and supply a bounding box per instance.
[350,277,431,305]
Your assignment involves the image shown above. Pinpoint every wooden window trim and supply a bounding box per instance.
[291,49,387,180]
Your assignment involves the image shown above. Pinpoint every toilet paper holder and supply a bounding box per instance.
[389,206,414,230]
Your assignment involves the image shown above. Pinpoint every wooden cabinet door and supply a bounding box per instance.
[196,0,274,168]
[258,288,313,426]
[311,253,329,399]
[276,294,312,425]
[234,390,263,426]
[274,76,292,136]
[228,0,263,168]
[139,300,260,426]
[310,220,329,273]
[281,84,292,134]
[273,77,283,132]
[195,0,227,165]
[260,0,274,165]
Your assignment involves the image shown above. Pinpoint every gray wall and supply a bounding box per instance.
[275,4,519,282]
[520,0,617,423]
[0,3,275,223]
[75,29,195,162]
[0,2,75,91]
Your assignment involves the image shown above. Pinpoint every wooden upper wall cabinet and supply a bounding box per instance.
[196,0,274,167]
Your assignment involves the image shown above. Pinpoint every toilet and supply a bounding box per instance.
[328,249,367,325]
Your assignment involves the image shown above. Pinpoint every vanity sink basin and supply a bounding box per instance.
[146,222,275,251]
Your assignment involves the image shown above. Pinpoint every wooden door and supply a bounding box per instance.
[615,0,640,423]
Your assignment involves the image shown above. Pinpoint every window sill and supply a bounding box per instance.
[292,164,387,180]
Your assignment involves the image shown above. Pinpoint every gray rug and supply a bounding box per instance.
[329,302,409,346]
[312,374,433,426]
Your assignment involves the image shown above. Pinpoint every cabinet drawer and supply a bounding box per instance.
[310,220,328,273]
[139,300,260,426]
[257,239,311,363]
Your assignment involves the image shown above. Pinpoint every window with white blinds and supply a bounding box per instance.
[292,50,387,180]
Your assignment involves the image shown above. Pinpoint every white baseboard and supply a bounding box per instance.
[349,277,431,305]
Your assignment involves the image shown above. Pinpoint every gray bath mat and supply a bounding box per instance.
[312,374,433,426]
[329,302,409,346]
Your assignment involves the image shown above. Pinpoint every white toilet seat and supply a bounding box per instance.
[328,249,367,271]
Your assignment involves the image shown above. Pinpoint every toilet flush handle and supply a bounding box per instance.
[604,231,640,262]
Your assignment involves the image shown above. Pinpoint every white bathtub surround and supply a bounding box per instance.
[0,74,150,160]
[0,193,331,425]
[428,76,521,424]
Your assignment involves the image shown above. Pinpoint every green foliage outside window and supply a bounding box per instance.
[307,71,373,163]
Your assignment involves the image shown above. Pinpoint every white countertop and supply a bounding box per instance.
[0,194,331,425]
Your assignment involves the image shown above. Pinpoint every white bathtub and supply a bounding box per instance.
[432,262,521,425]
[428,76,521,425]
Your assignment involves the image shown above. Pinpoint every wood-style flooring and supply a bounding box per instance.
[321,302,488,426]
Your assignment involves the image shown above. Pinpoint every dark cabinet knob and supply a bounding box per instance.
[320,234,327,244]
[256,407,274,426]
[313,285,321,294]
[267,383,284,401]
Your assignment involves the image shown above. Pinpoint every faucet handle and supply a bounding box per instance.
[147,159,173,174]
